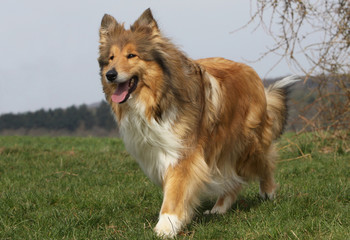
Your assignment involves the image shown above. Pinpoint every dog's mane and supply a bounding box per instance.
[99,12,214,145]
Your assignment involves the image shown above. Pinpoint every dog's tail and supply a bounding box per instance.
[265,75,301,139]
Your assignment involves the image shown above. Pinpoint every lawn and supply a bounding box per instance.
[0,134,349,239]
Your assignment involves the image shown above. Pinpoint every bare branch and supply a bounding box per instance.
[235,0,350,140]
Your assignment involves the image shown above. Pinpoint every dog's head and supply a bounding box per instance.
[98,8,167,105]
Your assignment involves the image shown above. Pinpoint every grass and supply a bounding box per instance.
[0,134,349,239]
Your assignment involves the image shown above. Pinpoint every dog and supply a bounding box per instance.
[98,8,299,238]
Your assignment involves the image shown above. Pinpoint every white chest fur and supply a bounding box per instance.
[118,102,181,186]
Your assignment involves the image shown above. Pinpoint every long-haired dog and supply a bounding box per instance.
[98,8,299,238]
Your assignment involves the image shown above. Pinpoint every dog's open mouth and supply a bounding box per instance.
[111,76,139,104]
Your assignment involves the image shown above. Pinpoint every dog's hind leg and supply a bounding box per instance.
[258,145,278,200]
[259,177,277,200]
[204,183,242,214]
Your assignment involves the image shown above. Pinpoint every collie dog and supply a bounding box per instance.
[98,8,299,238]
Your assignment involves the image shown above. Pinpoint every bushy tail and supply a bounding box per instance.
[265,75,301,139]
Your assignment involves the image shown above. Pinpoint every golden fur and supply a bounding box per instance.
[98,8,299,238]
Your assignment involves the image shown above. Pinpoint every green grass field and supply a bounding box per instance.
[0,134,349,239]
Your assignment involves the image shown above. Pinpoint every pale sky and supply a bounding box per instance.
[0,0,299,114]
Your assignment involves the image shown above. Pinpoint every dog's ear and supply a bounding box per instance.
[99,14,118,38]
[131,8,159,34]
[100,14,118,30]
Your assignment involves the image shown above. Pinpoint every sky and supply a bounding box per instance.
[0,0,300,115]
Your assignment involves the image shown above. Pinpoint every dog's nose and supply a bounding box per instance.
[106,69,118,82]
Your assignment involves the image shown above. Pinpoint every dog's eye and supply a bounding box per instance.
[109,56,114,61]
[127,54,136,59]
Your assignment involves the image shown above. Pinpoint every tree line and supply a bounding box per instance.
[0,101,116,132]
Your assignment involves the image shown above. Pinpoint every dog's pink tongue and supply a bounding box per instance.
[111,82,129,103]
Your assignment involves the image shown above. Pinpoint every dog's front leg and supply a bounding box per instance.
[154,151,209,238]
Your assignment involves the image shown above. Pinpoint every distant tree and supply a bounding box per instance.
[46,109,54,129]
[78,104,95,130]
[0,102,119,134]
[51,108,65,130]
[64,106,80,131]
[0,113,16,130]
[33,109,47,128]
[96,101,116,130]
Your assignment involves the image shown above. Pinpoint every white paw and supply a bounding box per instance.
[154,214,182,238]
